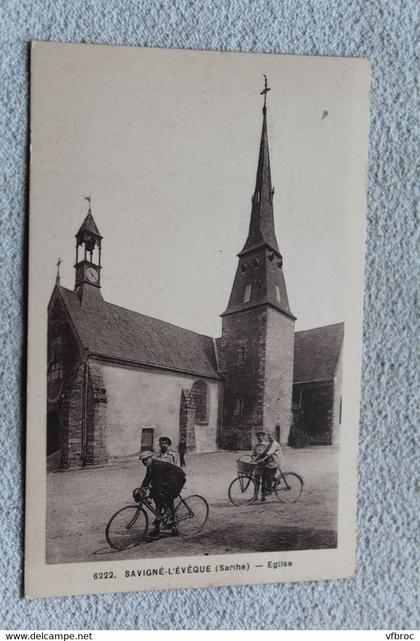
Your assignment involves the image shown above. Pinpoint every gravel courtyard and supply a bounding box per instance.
[46,447,339,564]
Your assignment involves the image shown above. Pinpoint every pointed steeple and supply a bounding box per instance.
[76,195,102,241]
[239,77,279,256]
[222,77,295,320]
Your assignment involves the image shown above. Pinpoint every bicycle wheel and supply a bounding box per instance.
[106,505,149,550]
[274,473,303,503]
[174,495,209,536]
[228,474,257,506]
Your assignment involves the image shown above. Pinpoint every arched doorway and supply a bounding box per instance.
[47,409,62,457]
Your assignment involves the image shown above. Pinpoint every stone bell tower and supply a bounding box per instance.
[219,77,296,449]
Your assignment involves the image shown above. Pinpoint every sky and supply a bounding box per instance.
[30,43,370,336]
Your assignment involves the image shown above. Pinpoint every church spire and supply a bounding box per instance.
[222,77,294,319]
[239,75,279,256]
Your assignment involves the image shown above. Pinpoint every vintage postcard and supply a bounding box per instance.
[25,42,370,597]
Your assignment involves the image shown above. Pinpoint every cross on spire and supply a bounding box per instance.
[260,74,271,113]
[56,257,62,284]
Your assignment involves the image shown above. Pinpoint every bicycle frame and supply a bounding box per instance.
[238,467,290,491]
[137,493,192,527]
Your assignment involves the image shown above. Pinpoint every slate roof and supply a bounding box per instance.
[58,286,219,379]
[293,323,344,383]
[76,211,102,238]
[240,107,280,256]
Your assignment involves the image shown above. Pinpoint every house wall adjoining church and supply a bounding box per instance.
[100,362,220,458]
[293,380,335,446]
[264,307,295,444]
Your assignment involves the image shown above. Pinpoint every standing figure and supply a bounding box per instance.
[260,432,285,499]
[252,430,268,500]
[178,438,187,467]
[153,436,178,465]
[138,451,186,538]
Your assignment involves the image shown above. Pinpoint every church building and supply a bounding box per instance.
[46,86,344,470]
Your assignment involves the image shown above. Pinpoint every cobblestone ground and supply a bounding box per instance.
[46,447,338,564]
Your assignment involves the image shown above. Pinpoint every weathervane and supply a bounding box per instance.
[260,74,271,113]
[84,193,92,212]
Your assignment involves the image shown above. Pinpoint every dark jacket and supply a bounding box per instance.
[141,459,186,499]
[178,442,187,455]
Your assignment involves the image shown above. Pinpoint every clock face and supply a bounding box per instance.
[86,267,99,283]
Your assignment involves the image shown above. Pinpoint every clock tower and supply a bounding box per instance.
[74,198,102,292]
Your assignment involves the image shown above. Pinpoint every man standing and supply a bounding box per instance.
[252,430,268,501]
[138,451,186,538]
[154,436,178,465]
[260,432,285,499]
[178,438,187,467]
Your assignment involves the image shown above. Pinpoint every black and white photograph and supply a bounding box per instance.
[25,43,370,597]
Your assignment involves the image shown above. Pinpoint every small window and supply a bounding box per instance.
[140,428,154,451]
[253,258,259,267]
[244,285,252,303]
[275,285,281,303]
[233,397,243,418]
[240,263,247,273]
[240,345,246,361]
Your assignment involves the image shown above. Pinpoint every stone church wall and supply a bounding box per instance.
[264,307,295,444]
[100,362,220,458]
[219,306,268,449]
[219,305,294,449]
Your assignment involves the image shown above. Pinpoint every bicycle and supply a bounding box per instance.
[106,489,209,551]
[228,456,303,506]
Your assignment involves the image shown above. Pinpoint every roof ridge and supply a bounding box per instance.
[295,321,344,335]
[58,284,214,341]
[103,299,215,341]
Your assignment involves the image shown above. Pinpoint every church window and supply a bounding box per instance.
[140,428,154,452]
[275,285,281,303]
[244,285,252,302]
[240,345,246,361]
[47,360,63,401]
[240,263,247,273]
[253,258,259,267]
[233,397,243,418]
[191,380,209,425]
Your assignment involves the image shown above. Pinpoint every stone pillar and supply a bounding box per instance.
[66,364,84,468]
[86,360,108,465]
